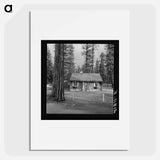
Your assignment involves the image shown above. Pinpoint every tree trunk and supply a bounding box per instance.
[52,44,65,101]
[91,45,94,72]
[57,44,65,101]
[51,45,59,97]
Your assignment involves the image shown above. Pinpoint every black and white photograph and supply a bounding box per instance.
[41,40,119,120]
[31,10,129,149]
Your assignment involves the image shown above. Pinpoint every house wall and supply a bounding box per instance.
[70,81,102,91]
[70,82,81,91]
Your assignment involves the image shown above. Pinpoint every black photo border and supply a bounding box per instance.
[41,40,119,120]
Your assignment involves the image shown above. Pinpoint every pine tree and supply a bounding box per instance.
[94,59,100,73]
[47,47,53,84]
[82,44,90,73]
[105,44,114,87]
[81,44,96,73]
[99,52,106,81]
[52,44,65,101]
[64,44,75,82]
[90,44,95,72]
[75,65,81,73]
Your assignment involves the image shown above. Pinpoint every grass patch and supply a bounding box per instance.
[47,91,113,114]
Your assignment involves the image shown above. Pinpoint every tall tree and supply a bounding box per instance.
[81,44,91,73]
[105,44,114,86]
[94,59,100,73]
[90,44,96,72]
[64,44,75,82]
[47,47,53,84]
[81,64,86,73]
[52,44,65,101]
[81,44,96,73]
[75,65,81,73]
[99,52,106,82]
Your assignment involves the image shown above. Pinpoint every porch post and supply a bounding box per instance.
[100,82,102,91]
[82,82,85,91]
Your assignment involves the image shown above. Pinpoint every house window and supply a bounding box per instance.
[94,82,98,89]
[72,81,77,89]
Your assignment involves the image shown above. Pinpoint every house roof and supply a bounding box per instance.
[70,73,103,82]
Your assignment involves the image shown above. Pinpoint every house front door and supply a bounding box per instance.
[79,82,83,91]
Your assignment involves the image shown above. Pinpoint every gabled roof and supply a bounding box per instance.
[70,73,103,82]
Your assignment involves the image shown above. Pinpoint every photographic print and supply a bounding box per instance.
[31,10,129,150]
[41,40,119,120]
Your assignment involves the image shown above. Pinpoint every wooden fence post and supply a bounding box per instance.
[103,93,104,102]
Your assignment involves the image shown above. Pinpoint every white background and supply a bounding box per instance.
[0,0,160,159]
[31,10,129,150]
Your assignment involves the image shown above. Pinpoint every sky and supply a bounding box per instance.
[47,44,106,67]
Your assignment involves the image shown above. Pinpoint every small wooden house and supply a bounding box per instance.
[70,73,103,91]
